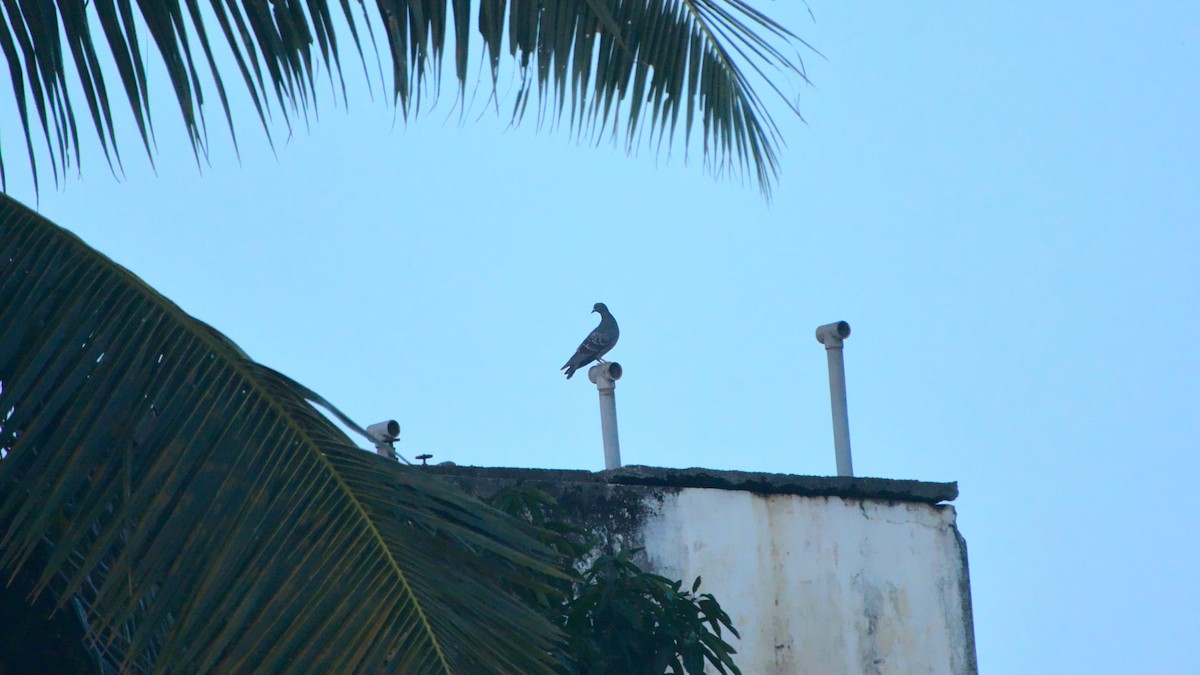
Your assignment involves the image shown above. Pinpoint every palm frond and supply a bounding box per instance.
[0,192,566,673]
[0,0,809,198]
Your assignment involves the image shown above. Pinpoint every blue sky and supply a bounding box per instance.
[3,2,1198,672]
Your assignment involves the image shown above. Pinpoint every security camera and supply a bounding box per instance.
[366,420,400,444]
[815,321,851,347]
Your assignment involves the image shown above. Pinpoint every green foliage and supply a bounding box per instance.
[0,0,809,198]
[0,561,96,673]
[488,484,742,674]
[0,194,566,673]
[567,551,741,675]
[483,481,589,630]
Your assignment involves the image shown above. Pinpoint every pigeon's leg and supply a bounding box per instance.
[596,358,609,364]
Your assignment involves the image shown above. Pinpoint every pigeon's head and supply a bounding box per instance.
[592,303,608,314]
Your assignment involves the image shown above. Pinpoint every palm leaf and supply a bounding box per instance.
[0,0,809,198]
[0,192,566,673]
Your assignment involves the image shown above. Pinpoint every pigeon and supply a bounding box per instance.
[562,303,619,379]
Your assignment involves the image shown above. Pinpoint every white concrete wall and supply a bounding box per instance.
[637,489,975,675]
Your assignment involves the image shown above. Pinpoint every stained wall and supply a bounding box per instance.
[428,465,976,675]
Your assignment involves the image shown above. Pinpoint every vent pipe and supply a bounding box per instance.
[588,362,623,470]
[815,322,853,477]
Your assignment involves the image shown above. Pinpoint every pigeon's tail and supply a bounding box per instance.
[562,363,577,379]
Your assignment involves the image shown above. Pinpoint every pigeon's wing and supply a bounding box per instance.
[577,329,615,358]
[562,311,618,379]
[562,329,612,373]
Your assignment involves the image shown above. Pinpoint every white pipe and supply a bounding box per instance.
[815,322,853,477]
[588,362,623,470]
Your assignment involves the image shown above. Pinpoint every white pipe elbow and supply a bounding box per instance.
[815,321,851,349]
[588,362,623,388]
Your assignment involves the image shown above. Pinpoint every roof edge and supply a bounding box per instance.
[421,464,958,504]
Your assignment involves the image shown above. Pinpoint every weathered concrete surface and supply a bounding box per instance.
[424,464,958,504]
[423,465,976,675]
[426,465,670,557]
[607,465,958,505]
[639,491,976,675]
